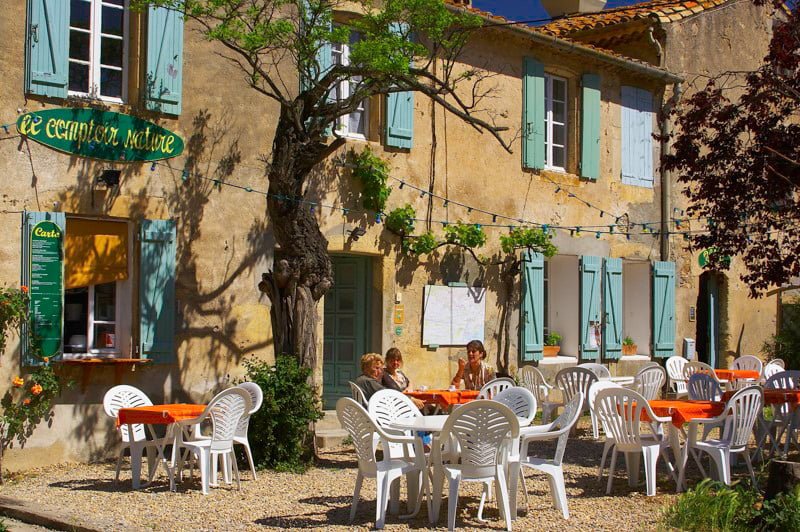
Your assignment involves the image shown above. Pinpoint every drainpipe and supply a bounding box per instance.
[648,26,663,66]
[660,81,682,261]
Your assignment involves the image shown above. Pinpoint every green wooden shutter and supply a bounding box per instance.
[385,23,414,149]
[25,0,69,98]
[21,211,65,366]
[652,261,676,358]
[523,57,545,170]
[145,6,184,115]
[520,250,544,362]
[581,73,601,180]
[139,219,177,363]
[580,255,602,361]
[603,257,623,360]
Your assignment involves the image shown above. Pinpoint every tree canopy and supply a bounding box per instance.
[663,4,799,295]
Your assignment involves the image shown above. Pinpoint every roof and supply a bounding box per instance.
[538,0,731,37]
[443,0,682,83]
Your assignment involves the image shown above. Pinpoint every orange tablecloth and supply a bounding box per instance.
[648,399,726,428]
[722,390,800,405]
[117,404,206,427]
[713,369,760,381]
[405,389,479,409]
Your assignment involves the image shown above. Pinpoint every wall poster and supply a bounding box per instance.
[29,221,64,359]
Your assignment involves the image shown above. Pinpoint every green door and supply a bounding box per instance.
[322,256,370,409]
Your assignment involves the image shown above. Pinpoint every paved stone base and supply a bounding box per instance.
[0,495,100,532]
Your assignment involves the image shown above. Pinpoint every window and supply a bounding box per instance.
[544,74,567,171]
[64,281,131,356]
[332,32,368,138]
[68,0,128,102]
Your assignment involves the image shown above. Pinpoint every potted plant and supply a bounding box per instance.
[622,335,638,356]
[543,331,562,357]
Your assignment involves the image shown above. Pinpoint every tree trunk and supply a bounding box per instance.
[258,109,333,375]
[765,459,800,499]
[496,257,519,376]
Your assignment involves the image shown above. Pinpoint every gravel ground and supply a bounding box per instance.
[0,417,753,531]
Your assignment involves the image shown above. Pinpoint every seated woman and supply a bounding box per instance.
[451,339,494,390]
[382,347,413,392]
[355,352,424,408]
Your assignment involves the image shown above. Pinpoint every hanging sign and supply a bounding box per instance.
[29,221,64,359]
[16,108,184,162]
[698,248,732,268]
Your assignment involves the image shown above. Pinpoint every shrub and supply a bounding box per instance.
[763,297,800,369]
[662,479,760,531]
[544,331,562,346]
[239,355,323,473]
[758,486,800,530]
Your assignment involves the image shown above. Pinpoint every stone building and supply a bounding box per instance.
[0,0,775,468]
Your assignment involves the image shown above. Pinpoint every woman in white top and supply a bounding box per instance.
[451,339,494,390]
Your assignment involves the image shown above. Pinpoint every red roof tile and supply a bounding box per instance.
[537,0,730,36]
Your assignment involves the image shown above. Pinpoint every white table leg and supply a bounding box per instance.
[128,424,143,489]
[625,452,641,486]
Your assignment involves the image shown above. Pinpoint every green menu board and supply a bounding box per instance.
[29,221,63,358]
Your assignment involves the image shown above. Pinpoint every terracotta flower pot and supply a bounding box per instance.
[543,345,561,358]
[622,344,638,356]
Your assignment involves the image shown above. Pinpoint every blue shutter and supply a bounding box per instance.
[580,73,601,180]
[621,86,654,187]
[652,261,676,358]
[523,57,545,170]
[520,250,544,362]
[385,23,413,149]
[603,257,623,360]
[139,220,177,363]
[21,211,65,366]
[580,256,602,361]
[145,6,184,115]
[25,0,69,98]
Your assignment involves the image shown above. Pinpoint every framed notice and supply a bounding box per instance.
[422,285,486,346]
[29,221,64,358]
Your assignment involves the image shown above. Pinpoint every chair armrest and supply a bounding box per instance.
[520,429,559,447]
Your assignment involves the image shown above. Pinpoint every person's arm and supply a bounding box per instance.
[451,357,466,387]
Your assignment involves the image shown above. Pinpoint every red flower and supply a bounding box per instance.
[31,384,43,396]
[12,377,24,388]
[23,398,30,406]
[20,285,28,294]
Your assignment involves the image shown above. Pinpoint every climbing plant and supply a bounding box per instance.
[352,147,392,212]
[385,204,416,236]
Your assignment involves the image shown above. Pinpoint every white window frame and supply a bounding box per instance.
[68,0,129,103]
[544,74,568,172]
[331,32,368,139]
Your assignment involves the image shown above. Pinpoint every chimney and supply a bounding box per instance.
[540,0,607,19]
[448,0,472,7]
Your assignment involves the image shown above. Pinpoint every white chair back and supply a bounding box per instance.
[579,363,611,380]
[556,367,598,413]
[666,356,688,395]
[204,387,251,453]
[765,370,800,390]
[235,382,263,438]
[634,366,666,401]
[337,398,381,476]
[594,388,653,452]
[588,381,622,437]
[732,355,763,374]
[721,387,763,450]
[684,360,719,382]
[494,386,537,425]
[772,358,786,368]
[763,362,784,380]
[478,377,515,399]
[548,392,584,466]
[440,400,519,471]
[349,381,368,407]
[518,365,550,405]
[103,385,153,443]
[687,373,723,401]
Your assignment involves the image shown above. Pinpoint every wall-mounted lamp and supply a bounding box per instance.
[348,227,367,241]
[96,169,121,188]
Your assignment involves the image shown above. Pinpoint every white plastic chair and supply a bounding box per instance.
[518,365,562,423]
[368,389,423,461]
[578,362,611,380]
[688,373,723,401]
[772,358,786,368]
[514,392,584,519]
[594,388,676,496]
[666,356,688,397]
[349,381,368,407]
[759,370,800,457]
[589,381,624,469]
[765,370,800,390]
[337,397,426,529]
[103,385,165,485]
[555,367,598,434]
[429,400,519,531]
[684,386,762,487]
[477,377,516,399]
[175,387,252,494]
[733,355,763,374]
[234,382,263,479]
[763,362,784,380]
[684,361,726,387]
[494,386,538,426]
[634,365,666,401]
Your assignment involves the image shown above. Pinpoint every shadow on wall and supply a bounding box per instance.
[24,107,279,462]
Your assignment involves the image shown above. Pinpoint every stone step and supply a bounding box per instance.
[315,410,347,448]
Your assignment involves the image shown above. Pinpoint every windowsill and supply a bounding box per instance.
[58,358,151,365]
[619,354,652,361]
[539,355,578,365]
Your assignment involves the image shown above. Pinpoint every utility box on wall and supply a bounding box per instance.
[683,338,696,360]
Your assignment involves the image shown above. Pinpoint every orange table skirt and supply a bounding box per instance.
[648,399,725,428]
[722,390,800,405]
[713,369,760,381]
[405,390,479,409]
[117,404,206,427]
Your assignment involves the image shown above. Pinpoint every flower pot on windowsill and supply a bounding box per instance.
[543,345,561,358]
[622,344,638,356]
